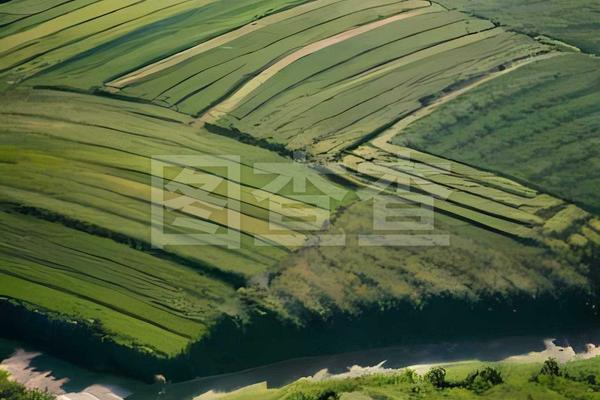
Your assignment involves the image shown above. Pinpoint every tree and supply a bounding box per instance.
[424,367,447,388]
[540,358,561,377]
[464,367,504,393]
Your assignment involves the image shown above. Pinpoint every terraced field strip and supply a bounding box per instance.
[0,209,245,355]
[0,0,98,34]
[9,0,316,91]
[196,4,436,125]
[370,52,565,193]
[0,0,221,82]
[395,53,600,213]
[121,0,433,115]
[107,0,344,89]
[370,52,565,152]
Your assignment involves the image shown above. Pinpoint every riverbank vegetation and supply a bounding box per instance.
[185,357,600,400]
[0,370,55,400]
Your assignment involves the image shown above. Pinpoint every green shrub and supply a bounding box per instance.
[0,371,55,400]
[531,358,563,382]
[424,367,447,389]
[464,366,504,393]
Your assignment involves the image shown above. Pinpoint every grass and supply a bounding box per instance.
[119,0,432,115]
[0,87,351,357]
[395,54,600,213]
[0,209,240,355]
[0,369,55,400]
[0,88,350,277]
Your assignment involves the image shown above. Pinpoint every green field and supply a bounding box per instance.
[395,54,600,213]
[436,0,600,54]
[0,0,313,90]
[214,7,549,157]
[0,0,598,384]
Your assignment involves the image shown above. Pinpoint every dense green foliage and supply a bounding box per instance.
[396,54,600,213]
[436,0,600,54]
[263,199,592,319]
[0,371,54,400]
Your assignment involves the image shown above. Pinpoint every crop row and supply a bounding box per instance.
[0,0,311,90]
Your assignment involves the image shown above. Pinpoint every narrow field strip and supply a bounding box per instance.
[0,272,189,355]
[107,0,345,89]
[341,154,543,228]
[0,0,144,55]
[0,0,97,39]
[396,52,600,213]
[349,146,545,209]
[0,0,80,16]
[212,6,547,157]
[229,13,492,122]
[196,4,435,125]
[0,89,351,277]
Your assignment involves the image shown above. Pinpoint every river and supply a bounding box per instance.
[4,328,600,400]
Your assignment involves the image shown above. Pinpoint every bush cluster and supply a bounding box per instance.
[0,371,55,400]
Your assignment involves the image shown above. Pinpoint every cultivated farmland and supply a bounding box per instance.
[0,0,598,384]
[436,0,600,54]
[212,7,549,156]
[396,54,600,213]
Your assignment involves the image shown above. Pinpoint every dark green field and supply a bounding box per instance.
[395,54,600,213]
[436,0,600,54]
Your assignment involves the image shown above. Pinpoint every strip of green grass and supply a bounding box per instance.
[121,0,430,115]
